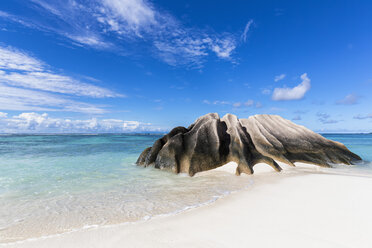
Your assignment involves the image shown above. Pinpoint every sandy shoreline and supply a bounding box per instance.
[3,163,372,248]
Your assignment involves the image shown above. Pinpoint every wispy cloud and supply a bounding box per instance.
[353,113,372,120]
[210,37,237,59]
[1,0,249,67]
[232,102,241,108]
[99,0,157,36]
[0,10,39,29]
[203,100,231,105]
[336,93,360,105]
[261,88,271,95]
[237,100,254,107]
[255,102,263,108]
[274,73,286,82]
[0,84,107,113]
[0,45,43,71]
[0,112,161,133]
[0,71,123,98]
[0,45,123,113]
[204,99,261,109]
[294,110,308,114]
[272,73,311,101]
[317,112,340,124]
[311,100,325,105]
[317,112,330,119]
[65,34,111,49]
[292,110,308,120]
[153,37,210,66]
[241,19,254,43]
[0,45,123,98]
[95,0,240,62]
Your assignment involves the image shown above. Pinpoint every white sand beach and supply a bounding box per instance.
[4,163,372,248]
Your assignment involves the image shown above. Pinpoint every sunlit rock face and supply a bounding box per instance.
[137,113,361,176]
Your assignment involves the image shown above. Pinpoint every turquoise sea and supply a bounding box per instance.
[0,133,371,243]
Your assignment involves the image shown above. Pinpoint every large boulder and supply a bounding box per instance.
[137,113,361,176]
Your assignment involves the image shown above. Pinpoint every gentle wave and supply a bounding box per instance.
[0,134,371,243]
[0,169,254,244]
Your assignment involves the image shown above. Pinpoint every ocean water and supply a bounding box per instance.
[0,133,371,243]
[322,133,372,172]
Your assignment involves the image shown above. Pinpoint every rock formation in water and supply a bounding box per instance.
[137,113,361,176]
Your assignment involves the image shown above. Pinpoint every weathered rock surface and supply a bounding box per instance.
[137,113,361,176]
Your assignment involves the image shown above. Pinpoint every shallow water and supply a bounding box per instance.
[0,134,253,243]
[322,133,372,173]
[0,133,371,243]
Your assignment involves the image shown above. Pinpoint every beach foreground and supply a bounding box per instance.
[4,163,372,248]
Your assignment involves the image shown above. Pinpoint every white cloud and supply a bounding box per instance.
[1,1,242,67]
[336,93,360,105]
[210,37,236,59]
[0,112,161,133]
[0,45,122,98]
[274,73,286,82]
[0,46,43,71]
[241,19,254,42]
[0,112,7,118]
[272,73,311,101]
[97,0,238,61]
[153,37,209,66]
[0,45,124,113]
[0,83,106,113]
[0,70,123,98]
[154,35,237,66]
[66,34,111,49]
[100,0,156,35]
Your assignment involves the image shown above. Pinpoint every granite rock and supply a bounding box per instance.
[137,113,361,176]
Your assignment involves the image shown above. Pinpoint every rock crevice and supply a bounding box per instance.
[137,113,361,176]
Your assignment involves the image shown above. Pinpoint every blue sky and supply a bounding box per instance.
[0,0,371,133]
